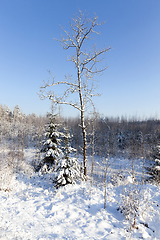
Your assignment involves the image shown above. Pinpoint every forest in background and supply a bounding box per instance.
[1,104,160,164]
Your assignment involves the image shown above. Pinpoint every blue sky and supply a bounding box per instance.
[0,0,160,119]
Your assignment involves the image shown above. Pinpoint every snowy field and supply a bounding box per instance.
[0,149,160,239]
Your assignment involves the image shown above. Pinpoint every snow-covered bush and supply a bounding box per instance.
[118,185,140,229]
[0,145,16,191]
[0,161,14,192]
[118,183,155,235]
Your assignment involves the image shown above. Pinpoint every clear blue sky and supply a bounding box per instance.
[0,0,160,119]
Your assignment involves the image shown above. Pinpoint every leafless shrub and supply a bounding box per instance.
[0,162,14,192]
[119,185,140,229]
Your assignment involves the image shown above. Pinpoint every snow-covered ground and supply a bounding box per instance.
[0,149,160,239]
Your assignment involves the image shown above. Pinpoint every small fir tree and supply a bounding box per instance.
[37,112,63,174]
[147,145,160,183]
[54,128,84,188]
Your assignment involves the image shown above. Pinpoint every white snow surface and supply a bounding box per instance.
[0,150,160,239]
[155,166,160,171]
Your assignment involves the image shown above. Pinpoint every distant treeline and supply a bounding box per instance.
[1,104,160,160]
[64,116,160,159]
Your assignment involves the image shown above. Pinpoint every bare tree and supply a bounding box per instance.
[39,10,111,179]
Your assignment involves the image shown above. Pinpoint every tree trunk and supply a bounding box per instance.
[82,124,87,178]
[77,47,87,179]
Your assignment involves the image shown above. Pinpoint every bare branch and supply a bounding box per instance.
[80,47,111,74]
[52,100,81,112]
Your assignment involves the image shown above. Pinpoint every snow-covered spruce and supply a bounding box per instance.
[36,112,63,174]
[53,128,84,188]
[53,157,84,187]
[146,145,160,183]
[36,116,84,187]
